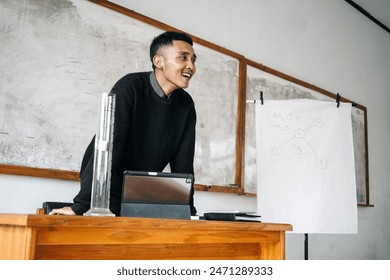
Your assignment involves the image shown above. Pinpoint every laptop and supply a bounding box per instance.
[120,170,193,219]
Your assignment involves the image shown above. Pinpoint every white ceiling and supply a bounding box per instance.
[351,0,390,31]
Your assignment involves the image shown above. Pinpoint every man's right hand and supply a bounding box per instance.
[48,206,76,216]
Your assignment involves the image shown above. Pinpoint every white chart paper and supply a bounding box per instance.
[256,99,358,234]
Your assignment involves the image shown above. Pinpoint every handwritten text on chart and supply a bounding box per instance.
[265,110,327,169]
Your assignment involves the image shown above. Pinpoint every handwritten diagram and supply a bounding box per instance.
[266,110,328,169]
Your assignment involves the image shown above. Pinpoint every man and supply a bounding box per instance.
[49,31,197,216]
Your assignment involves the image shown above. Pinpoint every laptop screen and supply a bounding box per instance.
[121,171,193,205]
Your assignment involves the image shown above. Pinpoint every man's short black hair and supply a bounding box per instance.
[150,31,193,69]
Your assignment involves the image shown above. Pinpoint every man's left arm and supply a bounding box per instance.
[170,108,197,215]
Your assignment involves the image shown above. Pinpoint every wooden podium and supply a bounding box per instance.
[0,213,292,260]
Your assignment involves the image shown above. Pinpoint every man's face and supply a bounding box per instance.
[154,40,197,94]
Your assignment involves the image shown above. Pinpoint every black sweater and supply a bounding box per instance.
[71,72,197,215]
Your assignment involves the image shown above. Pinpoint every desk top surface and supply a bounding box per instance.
[0,213,292,232]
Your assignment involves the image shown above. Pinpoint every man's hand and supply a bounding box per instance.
[48,206,76,215]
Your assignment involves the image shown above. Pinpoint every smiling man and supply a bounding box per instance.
[50,31,198,216]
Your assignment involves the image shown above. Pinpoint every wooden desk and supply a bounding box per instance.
[0,214,292,260]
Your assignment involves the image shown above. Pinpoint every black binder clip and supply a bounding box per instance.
[260,91,264,105]
[336,93,341,108]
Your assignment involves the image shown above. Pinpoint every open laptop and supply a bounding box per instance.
[120,170,193,219]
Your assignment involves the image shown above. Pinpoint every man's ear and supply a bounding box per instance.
[153,55,163,69]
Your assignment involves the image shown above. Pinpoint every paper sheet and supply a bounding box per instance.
[255,99,358,234]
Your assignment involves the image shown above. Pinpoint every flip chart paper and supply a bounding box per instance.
[256,99,357,234]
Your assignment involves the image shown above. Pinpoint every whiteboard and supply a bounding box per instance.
[0,0,239,186]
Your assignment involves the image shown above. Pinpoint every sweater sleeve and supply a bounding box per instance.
[170,105,197,215]
[170,106,196,174]
[71,136,95,215]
